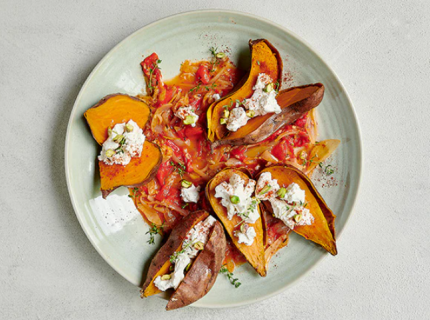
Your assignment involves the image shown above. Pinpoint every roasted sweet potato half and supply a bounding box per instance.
[84,94,151,145]
[84,93,162,198]
[207,39,283,142]
[141,210,209,297]
[99,141,162,198]
[212,83,325,147]
[205,168,267,276]
[257,165,337,255]
[166,221,226,310]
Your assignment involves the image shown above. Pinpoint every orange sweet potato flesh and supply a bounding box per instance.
[141,210,209,298]
[99,141,162,198]
[258,165,337,255]
[84,93,161,198]
[84,94,151,145]
[166,221,226,310]
[207,39,283,142]
[206,168,267,276]
[213,83,325,147]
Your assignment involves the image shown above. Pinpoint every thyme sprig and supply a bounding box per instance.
[128,187,139,199]
[319,162,335,176]
[170,160,186,177]
[148,59,162,90]
[170,240,195,263]
[146,223,164,245]
[220,265,241,288]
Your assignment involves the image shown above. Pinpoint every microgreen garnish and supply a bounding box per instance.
[170,160,186,177]
[146,223,164,245]
[128,187,139,199]
[170,240,194,263]
[189,83,201,93]
[114,136,127,154]
[318,162,335,176]
[220,265,241,288]
[274,80,280,92]
[181,203,189,209]
[256,60,260,65]
[210,47,218,57]
[324,165,335,175]
[147,59,162,91]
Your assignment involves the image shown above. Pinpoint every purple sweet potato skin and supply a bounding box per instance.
[166,221,226,310]
[141,210,209,295]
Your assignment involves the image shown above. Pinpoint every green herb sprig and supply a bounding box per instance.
[146,223,164,245]
[128,187,139,199]
[147,59,162,91]
[220,265,241,288]
[170,160,186,177]
[319,162,335,176]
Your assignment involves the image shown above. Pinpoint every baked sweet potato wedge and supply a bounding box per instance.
[206,168,267,276]
[84,94,151,145]
[99,141,162,198]
[141,210,209,298]
[166,221,226,310]
[84,93,162,198]
[207,39,283,142]
[212,83,325,147]
[258,165,337,255]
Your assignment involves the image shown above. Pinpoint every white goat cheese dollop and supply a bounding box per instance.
[98,120,145,166]
[255,172,280,201]
[243,73,281,116]
[214,173,259,223]
[175,106,199,127]
[181,184,200,203]
[282,183,305,204]
[226,107,249,132]
[234,226,257,246]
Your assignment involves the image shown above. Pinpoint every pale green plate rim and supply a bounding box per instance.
[65,9,362,308]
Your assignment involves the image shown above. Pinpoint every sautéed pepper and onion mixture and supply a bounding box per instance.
[131,51,327,271]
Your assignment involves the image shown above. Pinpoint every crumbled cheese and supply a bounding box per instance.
[154,216,216,291]
[214,173,258,223]
[175,106,199,127]
[226,107,249,132]
[255,172,280,201]
[269,197,314,229]
[282,183,305,204]
[98,120,145,166]
[181,184,200,203]
[234,226,257,246]
[212,93,221,101]
[243,73,281,116]
[267,180,313,229]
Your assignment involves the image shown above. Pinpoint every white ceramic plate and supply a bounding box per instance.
[65,10,362,308]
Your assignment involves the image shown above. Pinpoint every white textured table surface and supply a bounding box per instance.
[1,1,429,319]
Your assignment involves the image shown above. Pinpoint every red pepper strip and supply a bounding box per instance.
[294,131,310,147]
[156,184,181,205]
[294,112,308,128]
[154,85,175,108]
[156,161,174,186]
[184,151,193,173]
[271,140,289,161]
[230,146,247,162]
[184,126,204,138]
[196,64,211,84]
[165,140,183,159]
